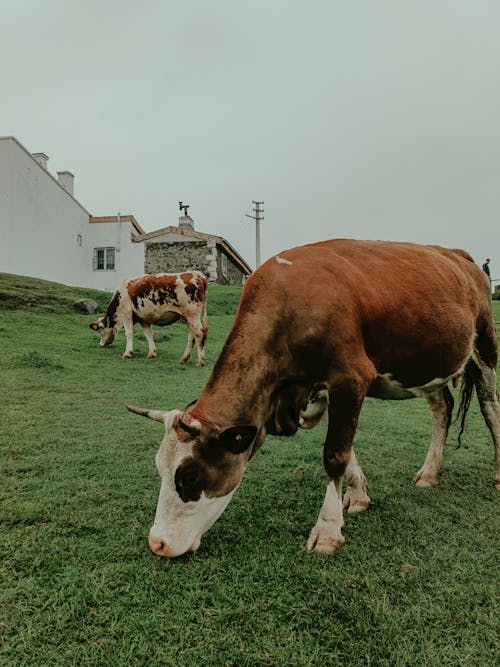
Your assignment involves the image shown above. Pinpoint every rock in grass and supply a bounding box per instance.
[152,330,167,342]
[138,329,167,342]
[74,298,99,314]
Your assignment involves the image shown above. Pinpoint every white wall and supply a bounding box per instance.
[0,137,89,286]
[85,221,145,291]
[0,137,145,291]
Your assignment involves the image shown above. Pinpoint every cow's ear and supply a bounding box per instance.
[218,425,257,454]
[89,322,101,331]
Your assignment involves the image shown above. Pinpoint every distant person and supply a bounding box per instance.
[482,258,492,294]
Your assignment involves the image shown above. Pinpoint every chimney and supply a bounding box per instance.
[57,170,74,196]
[178,214,194,231]
[33,152,49,169]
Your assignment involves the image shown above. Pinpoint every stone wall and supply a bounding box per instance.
[144,241,247,285]
[216,248,247,286]
[145,241,209,275]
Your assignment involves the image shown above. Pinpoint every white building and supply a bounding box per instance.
[0,136,145,290]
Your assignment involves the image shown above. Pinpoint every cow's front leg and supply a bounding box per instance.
[141,324,157,359]
[307,379,367,554]
[122,317,134,359]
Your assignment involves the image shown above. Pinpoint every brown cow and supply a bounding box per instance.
[90,271,208,365]
[127,240,500,557]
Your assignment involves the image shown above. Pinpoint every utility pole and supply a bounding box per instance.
[245,200,264,268]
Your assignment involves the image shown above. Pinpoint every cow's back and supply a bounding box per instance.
[121,271,207,318]
[229,239,495,388]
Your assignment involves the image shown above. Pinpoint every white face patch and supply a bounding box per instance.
[149,485,238,557]
[148,410,242,557]
[99,326,116,346]
[275,255,293,265]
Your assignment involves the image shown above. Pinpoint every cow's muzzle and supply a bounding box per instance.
[148,534,200,558]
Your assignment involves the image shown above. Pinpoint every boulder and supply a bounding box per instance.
[74,298,99,314]
[152,330,167,342]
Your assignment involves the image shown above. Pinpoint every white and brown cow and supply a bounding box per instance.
[90,271,208,365]
[127,240,500,557]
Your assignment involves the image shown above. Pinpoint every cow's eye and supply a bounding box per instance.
[175,458,205,502]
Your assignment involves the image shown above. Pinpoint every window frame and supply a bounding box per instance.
[93,247,116,271]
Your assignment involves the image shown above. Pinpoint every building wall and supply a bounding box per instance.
[86,221,145,291]
[0,137,89,287]
[216,248,246,286]
[0,137,145,291]
[145,241,214,278]
[144,241,246,285]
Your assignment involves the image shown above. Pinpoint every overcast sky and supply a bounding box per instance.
[2,1,499,275]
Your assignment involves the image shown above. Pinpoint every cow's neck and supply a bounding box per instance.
[106,291,121,327]
[192,318,283,429]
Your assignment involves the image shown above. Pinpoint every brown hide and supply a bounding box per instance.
[139,240,499,559]
[189,240,495,462]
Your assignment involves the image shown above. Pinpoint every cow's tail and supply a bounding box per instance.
[455,360,475,447]
[201,297,208,345]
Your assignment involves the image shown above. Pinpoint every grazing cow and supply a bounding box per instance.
[127,240,500,558]
[90,271,208,365]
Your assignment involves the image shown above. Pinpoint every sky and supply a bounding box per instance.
[2,0,500,276]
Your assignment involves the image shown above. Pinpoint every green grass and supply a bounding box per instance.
[0,273,499,666]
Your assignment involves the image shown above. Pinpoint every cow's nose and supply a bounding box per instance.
[148,535,176,558]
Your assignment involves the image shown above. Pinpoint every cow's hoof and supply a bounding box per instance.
[147,352,157,359]
[413,470,439,487]
[179,358,187,364]
[196,361,205,367]
[343,487,371,513]
[306,528,344,554]
[495,481,500,491]
[122,352,133,359]
[415,477,438,489]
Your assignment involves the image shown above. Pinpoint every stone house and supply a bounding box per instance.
[134,214,252,286]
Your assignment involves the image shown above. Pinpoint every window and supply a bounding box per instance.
[93,247,115,271]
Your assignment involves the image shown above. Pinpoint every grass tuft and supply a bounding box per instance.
[16,350,65,369]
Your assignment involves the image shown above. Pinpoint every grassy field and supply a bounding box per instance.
[0,272,499,666]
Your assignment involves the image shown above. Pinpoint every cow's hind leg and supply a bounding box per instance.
[342,449,371,513]
[179,330,195,364]
[122,315,134,359]
[469,354,500,490]
[142,324,157,359]
[181,316,206,366]
[307,478,345,554]
[414,386,453,487]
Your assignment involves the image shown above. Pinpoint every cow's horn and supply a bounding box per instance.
[126,404,168,423]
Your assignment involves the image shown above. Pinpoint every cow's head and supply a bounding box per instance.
[126,404,258,558]
[89,316,117,346]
